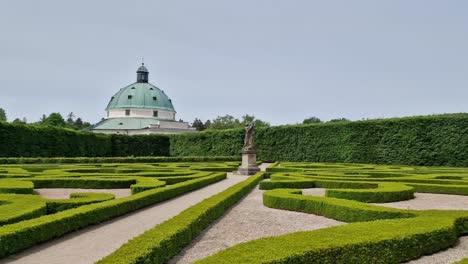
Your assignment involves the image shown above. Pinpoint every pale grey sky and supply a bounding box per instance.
[0,0,467,125]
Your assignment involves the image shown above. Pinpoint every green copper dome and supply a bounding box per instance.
[106,82,175,111]
[106,65,175,111]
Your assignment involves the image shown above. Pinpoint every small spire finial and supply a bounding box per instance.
[142,57,144,66]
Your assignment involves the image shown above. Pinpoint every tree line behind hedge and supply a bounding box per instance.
[0,114,467,166]
[170,114,468,167]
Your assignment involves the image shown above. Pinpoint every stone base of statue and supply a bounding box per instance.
[235,148,261,176]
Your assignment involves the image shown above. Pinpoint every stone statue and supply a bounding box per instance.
[243,122,256,152]
[236,121,260,175]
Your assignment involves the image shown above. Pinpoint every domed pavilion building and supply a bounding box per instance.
[89,64,195,135]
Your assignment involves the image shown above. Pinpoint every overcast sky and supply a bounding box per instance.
[0,1,467,125]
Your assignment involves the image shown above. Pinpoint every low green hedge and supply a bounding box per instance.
[28,177,136,189]
[259,179,315,190]
[0,194,46,225]
[196,184,468,264]
[98,172,265,264]
[130,178,166,194]
[0,180,33,194]
[45,193,115,214]
[261,176,415,203]
[407,183,468,195]
[325,182,415,203]
[263,189,413,222]
[0,172,226,257]
[196,212,467,264]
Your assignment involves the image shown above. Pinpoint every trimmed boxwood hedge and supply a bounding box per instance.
[45,192,115,214]
[98,172,265,264]
[170,114,468,167]
[0,194,47,226]
[0,122,111,157]
[196,188,468,264]
[263,189,412,222]
[196,212,468,264]
[1,114,467,166]
[0,122,170,158]
[0,172,226,257]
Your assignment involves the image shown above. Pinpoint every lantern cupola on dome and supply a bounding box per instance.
[136,63,149,83]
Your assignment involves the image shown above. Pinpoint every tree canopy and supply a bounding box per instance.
[192,114,270,131]
[303,116,322,124]
[0,108,6,122]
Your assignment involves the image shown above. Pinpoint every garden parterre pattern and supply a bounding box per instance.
[1,161,467,263]
[0,161,239,258]
[195,162,468,263]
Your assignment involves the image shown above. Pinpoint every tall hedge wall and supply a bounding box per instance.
[170,114,468,167]
[0,122,111,157]
[1,114,467,166]
[110,135,170,157]
[0,122,169,157]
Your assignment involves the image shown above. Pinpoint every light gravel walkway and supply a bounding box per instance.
[35,188,132,199]
[373,193,468,211]
[1,175,246,264]
[302,188,468,211]
[170,187,343,263]
[406,236,468,264]
[302,188,468,264]
[374,193,468,264]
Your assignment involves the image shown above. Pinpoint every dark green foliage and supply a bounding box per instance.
[42,113,66,127]
[110,134,170,156]
[0,109,6,122]
[0,122,111,157]
[192,118,207,131]
[328,117,350,122]
[170,114,468,167]
[257,114,468,166]
[1,114,467,167]
[302,116,322,124]
[0,156,240,164]
[170,129,244,156]
[204,114,270,130]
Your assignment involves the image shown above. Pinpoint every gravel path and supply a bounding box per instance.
[302,188,326,196]
[1,175,246,264]
[302,188,468,263]
[35,188,132,199]
[373,193,468,264]
[406,236,468,264]
[373,193,468,210]
[170,188,344,263]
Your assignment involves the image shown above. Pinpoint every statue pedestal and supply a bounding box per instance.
[235,149,260,176]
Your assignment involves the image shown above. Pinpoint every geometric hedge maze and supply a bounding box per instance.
[0,161,467,263]
[0,162,238,258]
[197,162,468,264]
